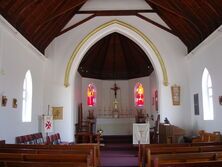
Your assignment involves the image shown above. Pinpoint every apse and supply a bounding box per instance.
[77,32,158,135]
[78,32,154,80]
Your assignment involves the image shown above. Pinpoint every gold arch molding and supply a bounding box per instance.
[64,20,168,87]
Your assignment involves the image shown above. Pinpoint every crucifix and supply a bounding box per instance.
[110,83,120,99]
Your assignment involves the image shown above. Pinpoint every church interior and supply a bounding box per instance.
[1,0,222,167]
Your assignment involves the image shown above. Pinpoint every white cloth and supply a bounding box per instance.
[133,123,150,144]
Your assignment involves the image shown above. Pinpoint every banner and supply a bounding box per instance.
[43,115,53,133]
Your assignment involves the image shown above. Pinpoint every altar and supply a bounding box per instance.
[133,123,150,144]
[96,117,135,135]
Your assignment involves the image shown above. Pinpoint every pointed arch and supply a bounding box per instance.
[22,70,33,122]
[64,20,168,87]
[202,68,214,120]
[134,82,144,107]
[87,83,96,107]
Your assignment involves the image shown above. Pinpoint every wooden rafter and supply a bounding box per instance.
[56,14,96,37]
[76,9,155,15]
[34,0,87,34]
[136,13,176,36]
[57,9,176,37]
[203,1,221,20]
[146,0,203,40]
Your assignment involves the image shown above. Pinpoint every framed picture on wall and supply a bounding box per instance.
[12,98,17,108]
[171,85,180,105]
[1,96,7,107]
[52,107,63,120]
[194,93,199,115]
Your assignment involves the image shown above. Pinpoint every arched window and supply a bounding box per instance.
[134,82,144,107]
[202,68,214,120]
[87,83,96,107]
[22,70,32,122]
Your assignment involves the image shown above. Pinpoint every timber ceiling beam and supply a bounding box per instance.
[34,0,87,34]
[57,9,175,37]
[136,13,176,36]
[76,9,155,15]
[57,14,96,37]
[145,0,203,40]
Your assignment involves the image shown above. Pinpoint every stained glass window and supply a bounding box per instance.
[135,82,144,107]
[87,84,96,106]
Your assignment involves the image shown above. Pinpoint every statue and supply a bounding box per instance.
[164,117,170,124]
[112,98,119,118]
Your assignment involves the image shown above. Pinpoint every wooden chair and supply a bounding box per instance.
[150,114,160,144]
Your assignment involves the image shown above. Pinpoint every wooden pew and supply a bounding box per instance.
[139,142,222,167]
[0,153,90,167]
[15,132,44,144]
[47,133,73,145]
[151,151,222,167]
[3,161,86,167]
[0,143,100,167]
[0,147,94,166]
[192,130,221,143]
[0,140,5,144]
[146,146,222,167]
[154,160,222,167]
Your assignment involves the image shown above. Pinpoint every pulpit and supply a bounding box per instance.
[133,123,150,144]
[159,123,185,143]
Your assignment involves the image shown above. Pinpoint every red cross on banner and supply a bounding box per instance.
[43,116,53,133]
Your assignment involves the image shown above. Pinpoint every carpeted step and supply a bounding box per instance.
[101,156,138,167]
[103,135,132,144]
[101,143,138,151]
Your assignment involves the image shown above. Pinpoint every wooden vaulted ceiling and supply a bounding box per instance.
[78,32,154,80]
[1,0,222,79]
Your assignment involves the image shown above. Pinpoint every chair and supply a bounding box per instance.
[150,114,160,144]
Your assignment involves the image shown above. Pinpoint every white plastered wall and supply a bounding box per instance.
[0,16,46,143]
[187,25,222,134]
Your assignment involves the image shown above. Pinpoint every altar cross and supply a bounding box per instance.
[111,83,120,99]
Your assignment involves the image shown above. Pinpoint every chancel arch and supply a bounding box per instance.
[65,20,168,87]
[65,20,168,126]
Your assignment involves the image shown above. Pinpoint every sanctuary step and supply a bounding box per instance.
[103,135,132,144]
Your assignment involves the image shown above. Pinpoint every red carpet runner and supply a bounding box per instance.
[100,142,138,167]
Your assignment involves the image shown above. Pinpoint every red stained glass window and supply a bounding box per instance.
[135,82,144,107]
[87,84,96,106]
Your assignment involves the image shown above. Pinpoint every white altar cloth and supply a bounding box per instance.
[133,123,150,144]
